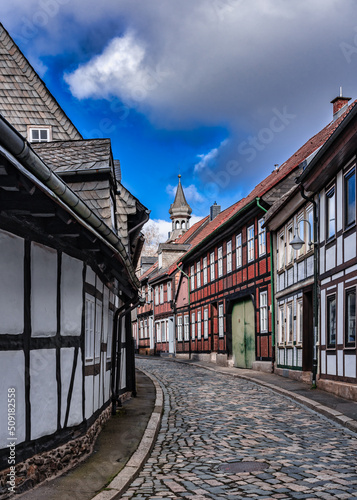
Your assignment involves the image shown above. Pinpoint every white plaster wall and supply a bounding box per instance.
[0,230,24,334]
[325,246,336,272]
[320,247,325,275]
[105,371,111,402]
[326,354,337,376]
[94,374,100,411]
[61,254,83,336]
[336,236,343,267]
[60,348,83,427]
[120,348,127,390]
[337,350,343,377]
[31,243,57,337]
[67,349,83,427]
[86,266,96,286]
[344,233,356,262]
[30,349,57,440]
[345,354,356,378]
[321,351,326,375]
[85,376,93,419]
[102,287,109,344]
[306,255,314,277]
[320,289,326,346]
[0,351,26,447]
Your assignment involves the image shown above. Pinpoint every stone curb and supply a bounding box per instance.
[91,369,163,500]
[168,358,357,434]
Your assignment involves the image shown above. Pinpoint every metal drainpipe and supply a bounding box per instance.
[176,264,191,358]
[256,198,275,370]
[299,186,319,388]
[111,300,140,415]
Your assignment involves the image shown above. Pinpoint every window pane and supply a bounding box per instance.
[327,296,336,346]
[327,188,335,238]
[346,290,356,345]
[345,169,356,227]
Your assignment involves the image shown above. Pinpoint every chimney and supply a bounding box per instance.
[210,202,221,221]
[331,88,351,120]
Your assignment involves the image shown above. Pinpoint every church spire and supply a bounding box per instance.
[168,175,192,241]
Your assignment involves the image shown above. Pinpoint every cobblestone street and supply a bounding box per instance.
[126,358,357,500]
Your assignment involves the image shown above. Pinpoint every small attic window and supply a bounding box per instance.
[28,126,52,143]
[158,252,162,269]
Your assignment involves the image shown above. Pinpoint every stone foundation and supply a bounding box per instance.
[274,366,312,384]
[252,361,273,373]
[0,396,130,499]
[317,378,357,402]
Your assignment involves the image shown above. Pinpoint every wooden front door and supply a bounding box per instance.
[232,299,255,368]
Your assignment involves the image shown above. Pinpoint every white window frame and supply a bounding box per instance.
[184,314,189,341]
[196,260,201,288]
[203,256,208,285]
[258,218,266,256]
[160,284,164,304]
[191,312,195,340]
[148,286,152,304]
[247,225,254,262]
[297,212,306,257]
[190,265,195,291]
[85,295,95,361]
[287,224,294,264]
[226,240,232,273]
[28,126,52,143]
[197,310,202,340]
[161,321,166,342]
[95,300,102,361]
[167,281,172,302]
[260,291,268,333]
[218,246,223,277]
[144,318,148,338]
[158,252,163,269]
[155,286,159,306]
[236,234,242,268]
[204,308,209,339]
[140,320,144,339]
[218,303,224,338]
[278,304,285,345]
[107,308,114,360]
[297,298,303,345]
[278,231,285,270]
[286,302,293,344]
[210,251,215,281]
[156,321,161,342]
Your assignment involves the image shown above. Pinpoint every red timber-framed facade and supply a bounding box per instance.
[299,96,357,400]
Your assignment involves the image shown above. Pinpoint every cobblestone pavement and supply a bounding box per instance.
[127,357,357,500]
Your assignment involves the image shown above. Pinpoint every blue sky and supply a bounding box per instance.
[1,0,357,238]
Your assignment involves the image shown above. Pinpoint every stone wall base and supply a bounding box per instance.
[175,353,191,360]
[0,394,130,499]
[252,361,273,373]
[274,366,312,384]
[317,378,357,402]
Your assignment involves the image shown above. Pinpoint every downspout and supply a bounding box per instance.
[256,197,275,370]
[176,264,191,358]
[299,186,319,388]
[111,299,140,415]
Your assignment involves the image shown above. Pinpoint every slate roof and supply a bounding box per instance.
[169,175,192,216]
[32,139,113,174]
[0,24,82,141]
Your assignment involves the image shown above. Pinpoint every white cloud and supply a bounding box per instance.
[194,140,228,173]
[166,183,205,204]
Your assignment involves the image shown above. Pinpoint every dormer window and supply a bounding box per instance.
[28,126,52,143]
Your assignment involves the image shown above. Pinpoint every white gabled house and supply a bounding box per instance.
[0,23,147,493]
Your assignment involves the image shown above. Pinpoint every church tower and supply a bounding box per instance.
[168,175,192,241]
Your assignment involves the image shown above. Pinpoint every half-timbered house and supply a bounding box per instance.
[298,95,357,400]
[0,23,147,491]
[263,96,357,386]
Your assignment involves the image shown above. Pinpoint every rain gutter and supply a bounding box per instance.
[0,114,140,289]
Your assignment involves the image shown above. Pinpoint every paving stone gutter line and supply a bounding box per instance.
[92,369,163,500]
[168,358,357,434]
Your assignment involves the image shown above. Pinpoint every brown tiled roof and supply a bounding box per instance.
[182,100,357,258]
[32,139,113,174]
[0,23,81,141]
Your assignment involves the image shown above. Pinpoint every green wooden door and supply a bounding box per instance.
[232,299,255,368]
